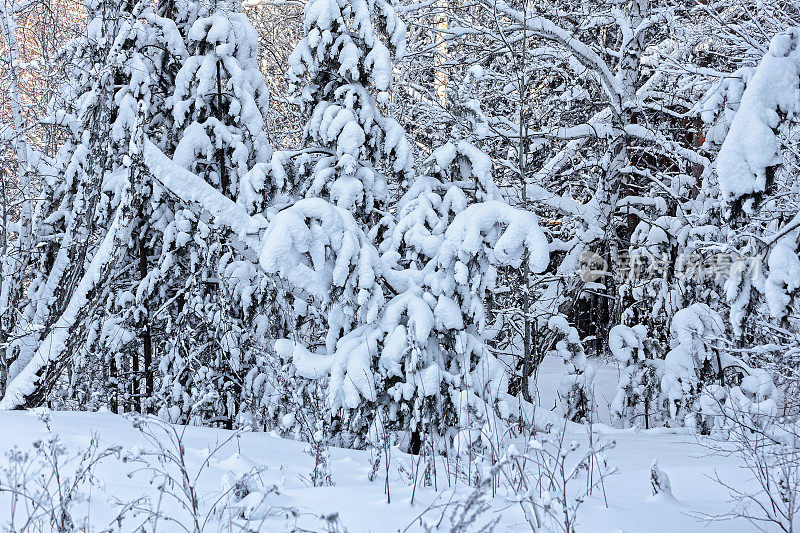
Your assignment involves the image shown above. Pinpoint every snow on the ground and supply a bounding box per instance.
[0,359,763,532]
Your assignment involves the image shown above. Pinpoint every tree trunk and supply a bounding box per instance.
[216,60,229,195]
[138,233,154,410]
[518,0,534,403]
[110,355,118,414]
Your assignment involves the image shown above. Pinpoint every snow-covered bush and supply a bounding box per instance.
[609,324,662,428]
[549,316,594,422]
[661,303,724,427]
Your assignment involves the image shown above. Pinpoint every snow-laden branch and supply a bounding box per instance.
[717,28,800,211]
[625,124,711,168]
[632,9,672,43]
[528,123,620,142]
[492,1,621,111]
[438,200,550,274]
[142,139,267,253]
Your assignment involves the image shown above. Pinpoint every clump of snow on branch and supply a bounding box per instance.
[717,28,800,212]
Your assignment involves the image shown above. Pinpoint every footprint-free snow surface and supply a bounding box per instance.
[0,407,762,532]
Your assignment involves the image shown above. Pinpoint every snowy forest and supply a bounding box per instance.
[1,0,800,530]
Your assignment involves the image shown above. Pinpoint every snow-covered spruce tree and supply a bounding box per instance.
[261,64,553,451]
[0,0,283,419]
[358,67,546,454]
[429,203,549,458]
[287,0,414,329]
[264,196,550,455]
[286,0,413,226]
[376,173,460,451]
[169,2,277,211]
[82,3,193,413]
[609,324,662,428]
[394,8,562,403]
[377,66,497,284]
[376,67,497,286]
[376,111,547,455]
[0,0,186,409]
[153,0,291,426]
[260,199,385,446]
[389,1,606,421]
[157,0,210,40]
[247,0,415,442]
[66,1,289,417]
[1,0,120,406]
